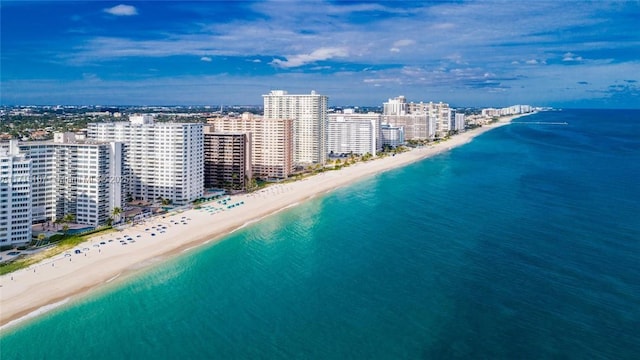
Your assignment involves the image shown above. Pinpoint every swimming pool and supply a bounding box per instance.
[66,227,94,235]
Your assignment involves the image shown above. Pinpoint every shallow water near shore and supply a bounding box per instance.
[2,109,639,359]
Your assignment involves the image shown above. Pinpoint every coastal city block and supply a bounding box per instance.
[0,92,534,248]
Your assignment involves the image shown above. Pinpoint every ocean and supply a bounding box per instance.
[2,109,639,359]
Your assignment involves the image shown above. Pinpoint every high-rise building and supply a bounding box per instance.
[88,116,204,205]
[328,110,380,156]
[52,135,123,226]
[1,134,123,227]
[383,97,453,139]
[203,129,252,191]
[0,141,32,246]
[428,102,452,136]
[383,96,408,115]
[481,105,532,118]
[380,124,405,148]
[263,90,328,165]
[207,113,293,180]
[382,114,432,140]
[453,112,466,132]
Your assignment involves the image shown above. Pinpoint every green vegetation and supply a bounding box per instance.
[0,227,114,275]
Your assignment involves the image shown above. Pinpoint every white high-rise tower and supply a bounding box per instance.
[0,141,32,246]
[87,116,204,205]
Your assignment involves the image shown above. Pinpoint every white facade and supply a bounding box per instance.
[383,96,408,116]
[263,90,328,165]
[482,105,533,117]
[380,124,405,148]
[327,121,376,156]
[54,140,123,226]
[328,110,380,156]
[429,102,452,136]
[453,112,466,132]
[0,141,32,246]
[21,143,56,223]
[2,135,123,227]
[87,117,204,205]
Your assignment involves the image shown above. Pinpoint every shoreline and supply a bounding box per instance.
[0,113,534,331]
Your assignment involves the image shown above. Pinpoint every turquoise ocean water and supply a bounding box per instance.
[1,109,639,359]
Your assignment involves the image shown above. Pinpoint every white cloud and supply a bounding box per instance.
[270,47,348,68]
[563,52,583,62]
[49,0,634,107]
[525,59,546,65]
[393,39,415,47]
[104,4,138,16]
[390,39,415,53]
[200,56,212,62]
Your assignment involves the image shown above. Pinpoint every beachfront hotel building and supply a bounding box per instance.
[203,129,252,191]
[453,112,466,132]
[87,116,204,205]
[207,113,293,180]
[380,124,405,148]
[383,95,408,115]
[482,105,533,117]
[383,96,433,140]
[1,134,123,227]
[382,114,432,140]
[263,90,328,165]
[428,102,452,137]
[382,96,456,139]
[0,141,32,246]
[327,109,380,156]
[51,134,123,226]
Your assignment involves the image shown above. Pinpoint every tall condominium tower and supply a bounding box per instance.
[207,113,293,180]
[328,110,381,156]
[87,116,204,205]
[0,141,32,246]
[2,134,123,227]
[263,90,328,165]
[383,96,454,139]
[383,95,408,116]
[203,129,252,191]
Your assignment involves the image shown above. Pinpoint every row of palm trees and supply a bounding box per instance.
[32,206,123,247]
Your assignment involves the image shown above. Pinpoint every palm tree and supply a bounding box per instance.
[62,213,75,224]
[57,213,75,236]
[35,233,46,247]
[111,207,122,224]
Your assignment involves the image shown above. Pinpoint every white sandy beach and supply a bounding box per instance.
[0,114,532,329]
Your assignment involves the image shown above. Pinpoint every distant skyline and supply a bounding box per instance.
[1,1,639,108]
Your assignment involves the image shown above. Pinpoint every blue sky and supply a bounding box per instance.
[1,1,639,108]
